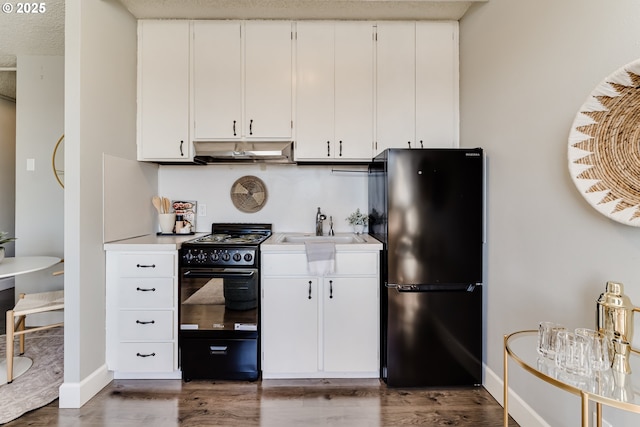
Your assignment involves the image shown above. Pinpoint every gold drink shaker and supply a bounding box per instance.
[596,281,635,342]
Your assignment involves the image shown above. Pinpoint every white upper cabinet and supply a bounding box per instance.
[375,22,416,154]
[192,21,242,140]
[416,22,459,148]
[192,21,293,141]
[137,20,191,161]
[244,21,293,140]
[375,21,459,155]
[137,20,457,162]
[295,22,374,161]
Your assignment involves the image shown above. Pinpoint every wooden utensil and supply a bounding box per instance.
[152,196,162,213]
[162,197,171,214]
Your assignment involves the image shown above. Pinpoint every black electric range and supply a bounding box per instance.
[178,223,272,381]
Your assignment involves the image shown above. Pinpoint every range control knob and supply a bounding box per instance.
[244,253,253,262]
[221,252,231,262]
[233,253,242,262]
[183,251,194,262]
[196,252,207,263]
[210,252,220,262]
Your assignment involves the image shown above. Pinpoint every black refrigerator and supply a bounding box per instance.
[368,148,484,388]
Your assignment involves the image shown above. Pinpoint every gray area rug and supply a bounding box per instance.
[0,326,63,424]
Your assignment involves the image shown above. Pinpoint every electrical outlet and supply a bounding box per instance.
[198,204,207,216]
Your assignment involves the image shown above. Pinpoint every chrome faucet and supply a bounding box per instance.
[316,207,326,236]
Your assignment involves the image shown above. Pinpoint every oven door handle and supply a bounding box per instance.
[183,269,256,279]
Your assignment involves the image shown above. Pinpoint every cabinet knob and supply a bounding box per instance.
[180,140,184,156]
[407,141,411,149]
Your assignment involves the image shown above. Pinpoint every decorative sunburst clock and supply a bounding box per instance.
[230,176,268,213]
[568,58,640,226]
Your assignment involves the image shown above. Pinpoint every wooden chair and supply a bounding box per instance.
[5,269,64,383]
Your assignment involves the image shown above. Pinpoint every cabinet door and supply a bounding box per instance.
[244,21,293,139]
[295,22,335,160]
[323,277,379,373]
[192,21,242,140]
[262,277,319,375]
[138,20,190,161]
[375,22,416,155]
[334,22,374,160]
[416,22,459,148]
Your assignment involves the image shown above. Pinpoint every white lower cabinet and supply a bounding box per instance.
[106,250,180,379]
[261,251,379,378]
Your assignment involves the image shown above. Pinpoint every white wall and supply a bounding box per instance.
[159,164,368,234]
[14,56,64,320]
[460,1,640,425]
[0,97,16,291]
[61,0,137,408]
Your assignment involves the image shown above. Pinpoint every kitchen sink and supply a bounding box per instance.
[280,234,365,244]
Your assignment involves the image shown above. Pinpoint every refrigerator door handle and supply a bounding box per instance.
[387,283,477,292]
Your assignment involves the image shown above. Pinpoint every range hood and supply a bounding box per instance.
[193,141,295,164]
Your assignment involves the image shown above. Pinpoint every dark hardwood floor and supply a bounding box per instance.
[7,378,519,426]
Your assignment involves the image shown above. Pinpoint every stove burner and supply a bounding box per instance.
[192,233,268,245]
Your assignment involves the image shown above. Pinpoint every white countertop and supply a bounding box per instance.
[261,233,382,252]
[103,233,206,251]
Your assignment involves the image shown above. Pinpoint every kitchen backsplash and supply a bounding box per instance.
[158,163,368,233]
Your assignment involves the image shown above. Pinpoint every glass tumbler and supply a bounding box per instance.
[537,321,566,359]
[555,330,591,376]
[575,328,610,372]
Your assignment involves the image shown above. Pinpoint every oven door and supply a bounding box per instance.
[180,268,259,332]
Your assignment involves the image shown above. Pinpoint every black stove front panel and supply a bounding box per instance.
[181,246,258,267]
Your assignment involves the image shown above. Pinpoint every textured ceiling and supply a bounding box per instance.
[118,0,479,20]
[0,0,64,100]
[0,0,484,101]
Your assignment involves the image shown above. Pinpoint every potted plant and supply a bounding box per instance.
[0,231,16,263]
[346,208,368,234]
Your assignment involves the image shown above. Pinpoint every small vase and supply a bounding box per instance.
[0,246,4,264]
[353,224,365,235]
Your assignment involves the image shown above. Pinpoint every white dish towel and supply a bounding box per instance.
[305,242,336,276]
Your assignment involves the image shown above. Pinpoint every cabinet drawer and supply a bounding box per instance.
[262,252,378,276]
[118,278,174,309]
[119,253,175,278]
[119,310,174,340]
[117,342,174,372]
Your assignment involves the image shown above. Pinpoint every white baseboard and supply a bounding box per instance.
[484,363,551,427]
[58,364,113,408]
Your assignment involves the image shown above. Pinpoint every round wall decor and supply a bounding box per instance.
[230,175,268,213]
[568,58,640,226]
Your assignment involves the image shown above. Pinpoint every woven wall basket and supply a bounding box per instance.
[568,58,640,226]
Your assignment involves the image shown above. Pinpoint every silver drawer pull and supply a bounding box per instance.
[136,320,155,325]
[136,352,156,358]
[136,287,156,292]
[209,346,228,355]
[136,264,156,268]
